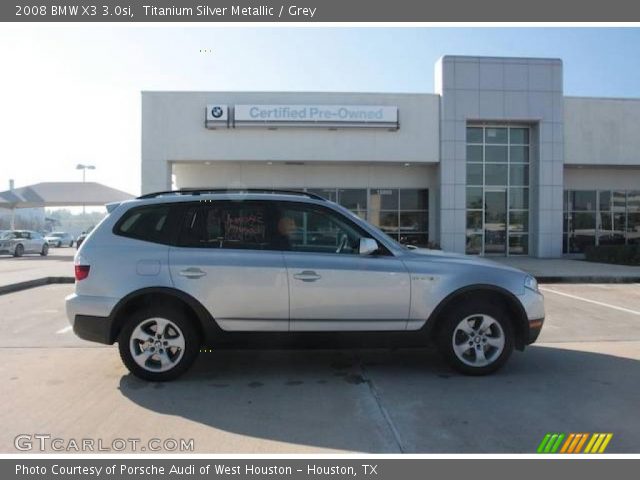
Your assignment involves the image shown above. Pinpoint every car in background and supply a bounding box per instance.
[0,230,49,257]
[75,227,94,249]
[45,231,75,247]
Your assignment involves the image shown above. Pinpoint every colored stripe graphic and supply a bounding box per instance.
[539,433,613,454]
[560,433,575,453]
[598,434,613,453]
[537,434,552,453]
[550,433,565,453]
[567,433,582,453]
[537,433,565,453]
[585,433,614,454]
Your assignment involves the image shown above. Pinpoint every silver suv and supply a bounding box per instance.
[66,189,545,381]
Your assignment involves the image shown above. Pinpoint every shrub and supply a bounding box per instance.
[584,245,640,266]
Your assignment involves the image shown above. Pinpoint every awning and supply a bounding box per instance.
[0,182,135,209]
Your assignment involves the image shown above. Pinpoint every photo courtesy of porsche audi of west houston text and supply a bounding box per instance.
[15,463,367,477]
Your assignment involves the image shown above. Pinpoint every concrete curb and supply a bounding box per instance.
[0,276,75,295]
[537,276,640,284]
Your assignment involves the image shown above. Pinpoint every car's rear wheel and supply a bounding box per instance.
[437,300,514,375]
[118,307,200,381]
[40,244,49,256]
[13,244,24,257]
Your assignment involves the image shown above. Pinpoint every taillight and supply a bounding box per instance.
[75,265,90,281]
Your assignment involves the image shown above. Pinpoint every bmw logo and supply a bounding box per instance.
[211,106,224,118]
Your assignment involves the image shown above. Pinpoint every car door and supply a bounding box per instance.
[23,231,35,252]
[169,200,289,332]
[29,231,43,252]
[275,202,411,331]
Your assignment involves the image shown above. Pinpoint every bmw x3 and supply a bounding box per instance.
[66,189,545,381]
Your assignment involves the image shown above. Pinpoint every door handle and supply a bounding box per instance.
[178,267,207,279]
[293,270,322,282]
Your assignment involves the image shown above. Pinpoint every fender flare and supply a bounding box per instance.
[107,286,220,344]
[422,283,530,349]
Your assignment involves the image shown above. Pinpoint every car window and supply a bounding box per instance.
[178,202,273,250]
[114,205,172,244]
[274,203,366,255]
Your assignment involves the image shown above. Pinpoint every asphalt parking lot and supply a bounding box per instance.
[0,283,639,453]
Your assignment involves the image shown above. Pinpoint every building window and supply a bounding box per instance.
[563,189,640,252]
[465,124,530,255]
[307,187,429,247]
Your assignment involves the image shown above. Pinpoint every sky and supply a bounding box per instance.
[1,26,639,196]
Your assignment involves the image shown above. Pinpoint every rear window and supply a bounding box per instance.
[178,202,272,250]
[114,205,172,244]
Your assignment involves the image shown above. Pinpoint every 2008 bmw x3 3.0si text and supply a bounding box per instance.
[65,189,544,381]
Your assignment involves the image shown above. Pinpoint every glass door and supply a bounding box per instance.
[484,189,507,255]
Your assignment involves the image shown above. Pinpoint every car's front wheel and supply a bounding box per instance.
[437,300,514,375]
[118,307,200,381]
[13,244,24,257]
[40,244,49,256]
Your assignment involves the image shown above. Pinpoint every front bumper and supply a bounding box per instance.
[516,287,546,346]
[527,317,545,344]
[0,244,15,254]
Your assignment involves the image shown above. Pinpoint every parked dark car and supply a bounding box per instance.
[75,227,94,249]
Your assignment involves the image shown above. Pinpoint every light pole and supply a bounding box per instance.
[76,164,96,215]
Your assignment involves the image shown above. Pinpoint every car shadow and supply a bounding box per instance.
[118,345,640,453]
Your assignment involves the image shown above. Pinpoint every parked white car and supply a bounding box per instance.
[0,230,49,257]
[45,231,75,247]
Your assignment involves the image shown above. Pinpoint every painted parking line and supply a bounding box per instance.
[540,287,640,316]
[56,325,72,334]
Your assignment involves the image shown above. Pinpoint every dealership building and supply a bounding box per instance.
[141,55,640,257]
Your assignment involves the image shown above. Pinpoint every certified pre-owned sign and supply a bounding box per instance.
[234,104,398,129]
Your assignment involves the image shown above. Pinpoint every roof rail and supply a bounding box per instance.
[137,188,327,201]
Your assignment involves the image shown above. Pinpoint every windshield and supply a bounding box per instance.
[0,231,15,239]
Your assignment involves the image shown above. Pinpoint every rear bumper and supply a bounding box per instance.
[73,314,113,344]
[66,293,119,344]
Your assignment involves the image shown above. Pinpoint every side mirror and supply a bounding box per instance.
[359,237,379,255]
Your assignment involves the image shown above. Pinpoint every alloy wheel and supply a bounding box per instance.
[129,317,186,373]
[451,314,505,367]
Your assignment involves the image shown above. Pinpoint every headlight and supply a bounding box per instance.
[524,275,539,292]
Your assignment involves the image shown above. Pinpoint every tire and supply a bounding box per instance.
[436,299,514,375]
[69,241,74,247]
[13,244,24,257]
[118,306,200,381]
[40,244,49,256]
[56,241,61,248]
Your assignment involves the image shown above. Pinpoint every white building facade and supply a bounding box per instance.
[141,55,640,258]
